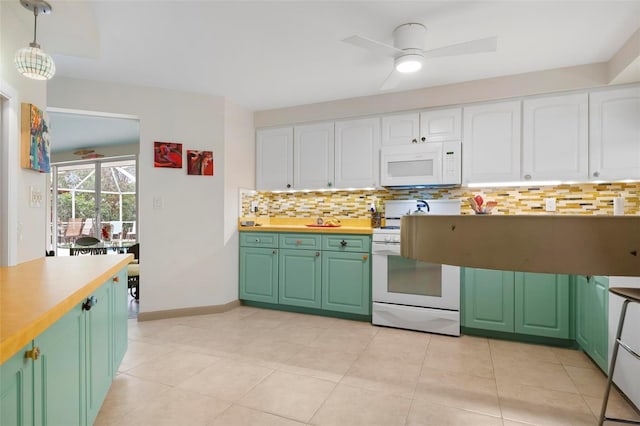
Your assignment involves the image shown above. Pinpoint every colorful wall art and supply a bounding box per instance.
[187,150,214,176]
[154,142,183,168]
[21,103,51,173]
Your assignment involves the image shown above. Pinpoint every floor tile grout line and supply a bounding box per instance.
[488,337,507,423]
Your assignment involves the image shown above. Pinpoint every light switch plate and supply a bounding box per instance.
[29,186,42,208]
[545,198,556,212]
[153,196,163,210]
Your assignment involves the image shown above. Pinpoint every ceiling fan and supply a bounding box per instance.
[343,23,497,90]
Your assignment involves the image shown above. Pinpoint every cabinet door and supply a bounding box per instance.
[322,251,370,315]
[1,343,34,426]
[256,127,294,190]
[462,268,514,332]
[590,276,609,372]
[86,283,114,425]
[590,86,640,181]
[112,269,128,374]
[279,249,322,308]
[381,113,420,146]
[522,93,588,181]
[515,273,570,339]
[294,122,335,189]
[239,247,279,303]
[34,304,85,426]
[419,108,462,142]
[462,101,521,184]
[334,117,380,188]
[575,275,591,350]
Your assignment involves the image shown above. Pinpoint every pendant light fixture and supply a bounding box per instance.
[14,0,55,80]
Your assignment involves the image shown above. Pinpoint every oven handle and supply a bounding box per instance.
[372,243,401,256]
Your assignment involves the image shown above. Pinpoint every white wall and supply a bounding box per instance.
[47,77,252,313]
[1,2,49,265]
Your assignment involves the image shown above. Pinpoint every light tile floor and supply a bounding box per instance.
[96,306,640,425]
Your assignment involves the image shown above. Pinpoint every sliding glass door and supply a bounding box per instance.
[54,157,137,254]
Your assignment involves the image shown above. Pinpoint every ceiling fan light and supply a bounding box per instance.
[395,54,423,73]
[15,45,56,80]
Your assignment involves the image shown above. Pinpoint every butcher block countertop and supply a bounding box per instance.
[0,254,132,364]
[401,215,640,276]
[238,218,373,235]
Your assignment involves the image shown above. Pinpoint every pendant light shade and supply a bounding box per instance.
[15,0,55,80]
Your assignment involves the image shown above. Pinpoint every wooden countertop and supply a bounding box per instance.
[401,215,640,276]
[238,217,373,235]
[0,255,133,364]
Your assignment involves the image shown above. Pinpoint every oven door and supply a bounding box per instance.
[372,241,460,310]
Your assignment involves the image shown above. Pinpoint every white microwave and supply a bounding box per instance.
[380,141,462,187]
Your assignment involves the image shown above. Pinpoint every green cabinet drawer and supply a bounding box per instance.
[322,234,371,253]
[279,233,322,250]
[240,232,279,248]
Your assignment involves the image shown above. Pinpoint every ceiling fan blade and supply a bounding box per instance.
[342,35,402,58]
[422,36,498,59]
[380,69,402,91]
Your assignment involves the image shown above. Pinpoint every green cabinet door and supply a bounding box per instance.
[34,304,85,426]
[86,284,114,425]
[1,343,34,426]
[463,268,514,332]
[575,274,591,349]
[321,251,370,315]
[240,247,279,303]
[279,249,322,308]
[590,276,609,372]
[515,272,570,338]
[112,269,129,374]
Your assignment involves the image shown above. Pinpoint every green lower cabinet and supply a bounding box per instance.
[1,343,34,426]
[515,272,570,339]
[463,268,514,332]
[321,251,370,315]
[239,247,279,303]
[86,283,114,425]
[34,304,85,426]
[279,249,322,308]
[112,269,129,374]
[576,275,609,372]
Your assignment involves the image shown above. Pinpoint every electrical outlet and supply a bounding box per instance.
[545,198,556,212]
[153,196,163,210]
[250,201,258,213]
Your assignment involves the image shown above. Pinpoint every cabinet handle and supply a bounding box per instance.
[524,174,532,180]
[363,255,368,261]
[586,275,592,281]
[113,276,119,283]
[411,138,418,144]
[327,182,332,187]
[255,238,261,243]
[296,240,302,245]
[593,171,600,178]
[25,346,40,361]
[316,252,320,257]
[421,137,426,142]
[272,249,277,254]
[286,184,292,188]
[82,296,98,311]
[340,240,347,247]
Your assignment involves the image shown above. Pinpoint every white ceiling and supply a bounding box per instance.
[7,1,640,151]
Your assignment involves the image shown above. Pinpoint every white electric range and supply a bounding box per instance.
[371,199,461,336]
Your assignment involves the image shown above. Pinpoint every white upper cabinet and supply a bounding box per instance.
[522,93,588,181]
[256,127,294,191]
[381,113,420,146]
[589,86,640,181]
[334,117,381,189]
[463,100,521,184]
[294,122,335,190]
[419,108,462,142]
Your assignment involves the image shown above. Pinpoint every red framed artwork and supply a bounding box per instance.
[187,150,214,176]
[154,142,183,168]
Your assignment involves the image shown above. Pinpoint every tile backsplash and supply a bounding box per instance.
[242,182,639,218]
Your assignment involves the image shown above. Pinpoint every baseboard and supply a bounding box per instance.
[137,299,240,321]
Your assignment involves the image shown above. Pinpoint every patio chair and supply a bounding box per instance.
[64,218,83,243]
[127,243,140,300]
[81,218,95,236]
